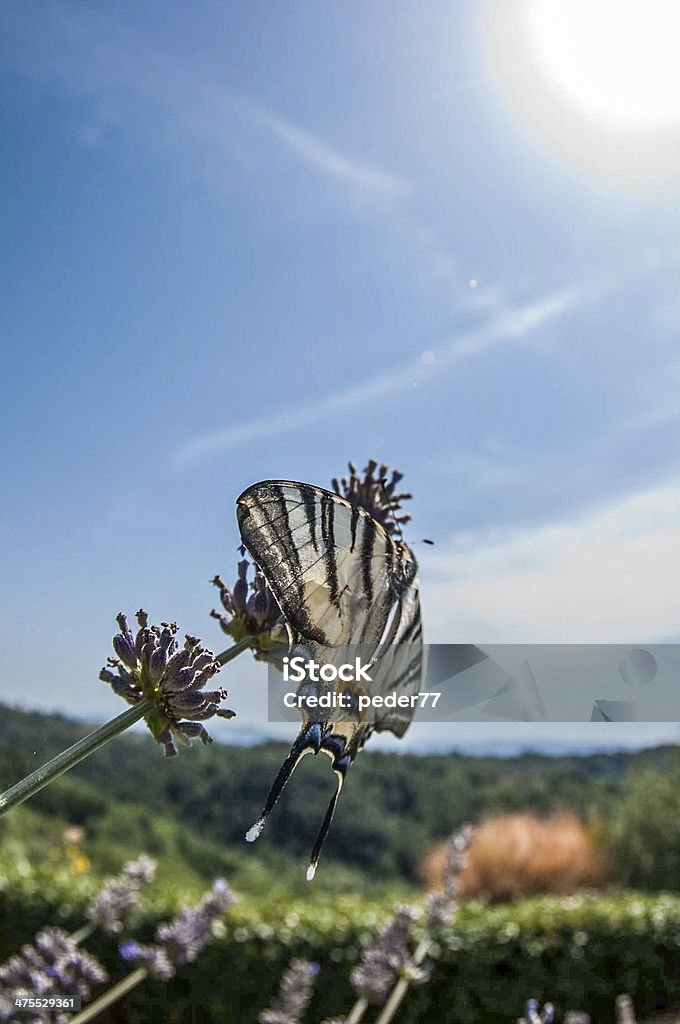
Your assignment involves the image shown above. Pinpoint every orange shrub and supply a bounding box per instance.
[422,812,606,903]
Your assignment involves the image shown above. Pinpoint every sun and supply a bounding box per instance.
[527,0,680,128]
[484,0,680,190]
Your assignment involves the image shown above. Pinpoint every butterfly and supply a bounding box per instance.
[237,479,423,879]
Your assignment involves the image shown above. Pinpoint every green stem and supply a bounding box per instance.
[345,995,369,1024]
[0,640,251,819]
[69,921,97,945]
[69,967,148,1024]
[373,938,431,1024]
[0,699,154,818]
[215,636,256,665]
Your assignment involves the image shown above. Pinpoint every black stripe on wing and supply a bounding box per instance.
[237,481,416,648]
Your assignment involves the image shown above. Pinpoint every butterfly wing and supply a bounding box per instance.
[237,480,417,647]
[237,480,423,877]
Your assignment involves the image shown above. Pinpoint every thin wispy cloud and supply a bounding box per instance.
[4,3,409,203]
[174,286,578,467]
[421,478,680,643]
[257,110,411,199]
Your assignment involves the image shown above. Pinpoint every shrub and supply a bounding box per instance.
[422,813,605,902]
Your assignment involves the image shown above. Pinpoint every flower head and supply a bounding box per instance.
[99,610,235,756]
[258,959,319,1024]
[0,928,107,1023]
[616,995,636,1024]
[521,1000,555,1024]
[119,940,174,983]
[119,879,235,980]
[332,460,412,536]
[427,823,475,926]
[87,855,157,935]
[350,906,429,1004]
[211,555,286,659]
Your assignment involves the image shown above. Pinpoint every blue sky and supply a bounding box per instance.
[2,0,680,754]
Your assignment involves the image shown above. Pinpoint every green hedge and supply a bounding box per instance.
[3,871,680,1024]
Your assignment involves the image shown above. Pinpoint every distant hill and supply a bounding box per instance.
[0,703,674,883]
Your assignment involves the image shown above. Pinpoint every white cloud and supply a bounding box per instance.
[174,286,578,466]
[257,110,411,199]
[421,479,680,642]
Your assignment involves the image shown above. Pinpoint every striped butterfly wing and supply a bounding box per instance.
[237,480,423,878]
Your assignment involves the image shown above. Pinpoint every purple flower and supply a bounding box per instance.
[211,556,285,660]
[616,995,636,1024]
[258,959,319,1024]
[119,940,174,983]
[350,906,429,1004]
[87,855,157,935]
[427,823,475,926]
[100,610,235,756]
[522,1000,556,1024]
[0,928,107,1024]
[119,879,235,980]
[332,460,412,537]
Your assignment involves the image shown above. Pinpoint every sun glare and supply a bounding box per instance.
[485,0,680,190]
[527,0,680,128]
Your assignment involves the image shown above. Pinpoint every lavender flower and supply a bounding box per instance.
[350,906,429,1004]
[427,823,475,926]
[521,1000,555,1024]
[258,959,319,1024]
[119,940,174,983]
[616,995,637,1024]
[0,928,107,1024]
[119,879,235,980]
[86,855,157,935]
[332,460,412,536]
[211,555,286,659]
[99,610,235,756]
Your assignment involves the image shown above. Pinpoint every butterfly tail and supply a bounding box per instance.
[306,757,350,881]
[245,723,323,843]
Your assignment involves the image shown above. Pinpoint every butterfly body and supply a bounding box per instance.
[237,479,423,878]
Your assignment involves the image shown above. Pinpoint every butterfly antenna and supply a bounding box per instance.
[245,723,322,843]
[306,766,347,881]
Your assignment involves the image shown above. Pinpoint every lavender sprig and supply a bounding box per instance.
[341,825,474,1024]
[211,555,286,660]
[520,1000,591,1024]
[120,879,235,980]
[86,855,157,935]
[100,610,235,756]
[522,1000,555,1024]
[426,823,475,926]
[258,959,319,1024]
[0,928,107,1024]
[68,880,236,1024]
[615,994,637,1024]
[351,907,429,1005]
[332,461,412,536]
[1,613,249,818]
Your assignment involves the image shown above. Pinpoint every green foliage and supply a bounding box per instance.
[3,706,680,1021]
[2,852,680,1024]
[0,704,656,887]
[604,747,680,890]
